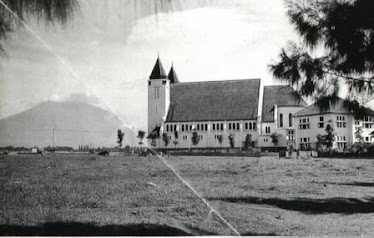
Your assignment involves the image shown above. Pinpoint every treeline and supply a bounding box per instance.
[0,146,33,151]
[1,145,143,153]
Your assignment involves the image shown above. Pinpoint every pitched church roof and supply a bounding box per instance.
[166,79,260,122]
[168,64,180,83]
[262,85,307,122]
[149,56,168,79]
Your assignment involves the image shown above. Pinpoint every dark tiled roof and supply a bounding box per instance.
[149,57,168,79]
[293,98,349,117]
[165,79,260,122]
[168,65,180,83]
[262,85,307,122]
[293,97,374,117]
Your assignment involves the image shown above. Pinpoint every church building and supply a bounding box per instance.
[147,56,305,150]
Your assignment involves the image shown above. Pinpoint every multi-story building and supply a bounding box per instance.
[293,98,374,150]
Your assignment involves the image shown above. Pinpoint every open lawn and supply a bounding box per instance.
[1,154,374,236]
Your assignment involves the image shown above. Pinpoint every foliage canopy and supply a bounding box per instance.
[0,0,78,52]
[270,0,374,116]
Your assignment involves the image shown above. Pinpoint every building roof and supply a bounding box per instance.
[168,64,180,83]
[147,126,161,138]
[149,57,168,80]
[293,98,350,117]
[262,85,307,122]
[165,79,260,122]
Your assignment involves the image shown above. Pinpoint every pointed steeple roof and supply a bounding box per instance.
[149,55,168,80]
[168,63,180,84]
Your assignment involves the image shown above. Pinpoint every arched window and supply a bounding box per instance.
[279,113,283,128]
[289,113,293,127]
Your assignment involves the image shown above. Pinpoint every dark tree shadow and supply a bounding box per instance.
[184,224,218,235]
[315,181,374,187]
[211,196,374,214]
[0,222,193,236]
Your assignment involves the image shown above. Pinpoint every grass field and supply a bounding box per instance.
[1,154,374,236]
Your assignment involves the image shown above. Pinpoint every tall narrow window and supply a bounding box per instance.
[265,126,271,134]
[279,113,283,128]
[289,113,292,127]
[154,87,160,99]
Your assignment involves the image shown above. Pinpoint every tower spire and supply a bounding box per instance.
[168,61,180,83]
[149,54,168,79]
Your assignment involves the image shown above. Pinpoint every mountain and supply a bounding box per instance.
[0,101,132,148]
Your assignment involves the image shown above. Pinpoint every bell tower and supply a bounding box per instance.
[148,56,170,136]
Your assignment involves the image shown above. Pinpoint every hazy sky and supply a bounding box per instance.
[0,0,297,130]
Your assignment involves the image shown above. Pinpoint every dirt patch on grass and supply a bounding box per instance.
[0,222,192,236]
[212,196,374,214]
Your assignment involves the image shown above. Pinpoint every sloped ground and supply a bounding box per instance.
[1,154,374,236]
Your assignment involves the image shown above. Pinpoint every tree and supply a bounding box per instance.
[269,0,374,117]
[0,0,78,53]
[191,130,200,147]
[243,134,252,150]
[354,126,365,152]
[216,134,223,150]
[270,133,281,147]
[162,132,170,147]
[228,134,235,149]
[137,130,145,147]
[355,126,364,143]
[117,129,124,148]
[148,131,157,147]
[316,134,325,151]
[173,130,179,149]
[324,123,335,151]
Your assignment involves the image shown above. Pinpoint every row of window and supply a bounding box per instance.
[165,121,257,133]
[196,123,208,131]
[337,142,347,149]
[287,130,295,141]
[337,116,346,121]
[300,137,310,143]
[336,122,347,128]
[228,122,240,131]
[299,116,348,129]
[299,117,310,130]
[165,124,178,132]
[212,123,224,131]
[244,122,256,130]
[364,117,373,122]
[300,136,311,149]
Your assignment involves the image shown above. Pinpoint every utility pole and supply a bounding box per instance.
[52,128,56,148]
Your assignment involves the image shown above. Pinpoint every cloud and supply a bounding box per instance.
[0,0,296,130]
